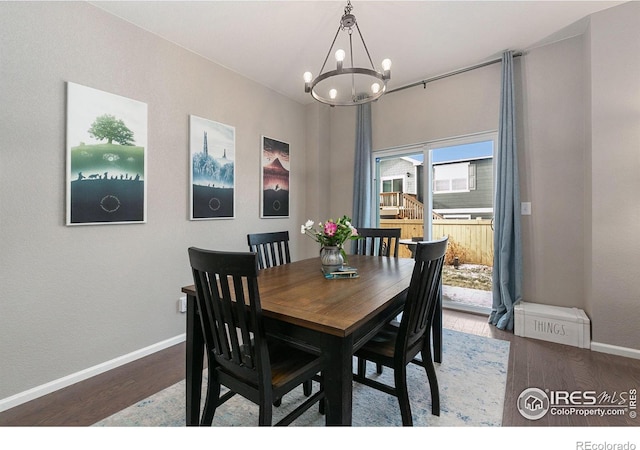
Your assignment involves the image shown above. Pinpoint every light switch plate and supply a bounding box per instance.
[521,202,532,215]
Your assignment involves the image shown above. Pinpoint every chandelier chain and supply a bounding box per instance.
[344,0,353,16]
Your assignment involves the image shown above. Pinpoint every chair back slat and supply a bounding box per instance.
[232,275,256,367]
[353,228,401,257]
[218,274,244,365]
[193,270,226,359]
[188,247,269,385]
[398,237,448,354]
[247,231,291,269]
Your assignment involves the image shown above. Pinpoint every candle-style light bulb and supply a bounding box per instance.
[304,71,313,93]
[371,83,380,94]
[381,59,392,81]
[335,49,345,71]
[329,89,337,100]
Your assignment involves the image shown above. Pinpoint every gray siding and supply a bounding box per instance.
[433,158,493,218]
[379,158,418,195]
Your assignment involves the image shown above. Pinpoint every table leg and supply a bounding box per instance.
[185,293,204,426]
[322,334,353,426]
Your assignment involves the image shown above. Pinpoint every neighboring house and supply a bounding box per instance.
[379,155,493,220]
[379,156,424,219]
[379,156,423,199]
[432,156,493,220]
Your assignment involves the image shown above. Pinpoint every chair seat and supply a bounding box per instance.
[363,322,399,354]
[268,341,323,394]
[356,322,421,366]
[216,338,322,394]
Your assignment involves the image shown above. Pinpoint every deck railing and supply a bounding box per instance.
[379,192,443,221]
[379,192,425,220]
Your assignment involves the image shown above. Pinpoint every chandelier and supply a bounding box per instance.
[303,1,391,106]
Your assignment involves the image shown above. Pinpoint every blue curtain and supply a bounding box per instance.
[489,51,523,331]
[352,102,372,228]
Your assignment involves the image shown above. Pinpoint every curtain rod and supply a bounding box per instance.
[387,51,523,95]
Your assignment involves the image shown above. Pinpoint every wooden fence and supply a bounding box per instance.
[380,219,494,266]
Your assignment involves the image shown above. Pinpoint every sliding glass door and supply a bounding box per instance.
[373,132,497,314]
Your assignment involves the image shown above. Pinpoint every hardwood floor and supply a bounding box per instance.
[1,309,639,426]
[444,310,640,427]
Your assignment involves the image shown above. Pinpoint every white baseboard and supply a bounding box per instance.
[591,341,640,360]
[0,334,186,413]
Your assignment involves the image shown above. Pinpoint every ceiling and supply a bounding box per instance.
[91,1,623,105]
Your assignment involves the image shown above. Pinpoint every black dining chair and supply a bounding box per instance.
[353,228,401,257]
[353,237,448,426]
[408,236,445,365]
[247,231,291,270]
[352,227,402,374]
[188,247,324,426]
[246,230,312,400]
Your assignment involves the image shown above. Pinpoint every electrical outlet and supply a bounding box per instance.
[521,202,532,216]
[178,296,187,313]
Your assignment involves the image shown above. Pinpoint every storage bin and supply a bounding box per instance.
[514,302,590,348]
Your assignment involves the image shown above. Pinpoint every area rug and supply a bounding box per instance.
[94,329,510,427]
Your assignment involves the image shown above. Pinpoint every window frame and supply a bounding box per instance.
[381,175,405,193]
[433,161,471,194]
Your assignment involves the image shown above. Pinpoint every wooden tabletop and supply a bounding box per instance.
[182,254,415,338]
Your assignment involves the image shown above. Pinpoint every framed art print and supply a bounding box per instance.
[261,136,290,218]
[66,82,147,225]
[190,115,235,220]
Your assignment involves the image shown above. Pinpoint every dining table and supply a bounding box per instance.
[181,253,442,426]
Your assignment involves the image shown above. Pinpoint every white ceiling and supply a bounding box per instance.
[92,1,623,105]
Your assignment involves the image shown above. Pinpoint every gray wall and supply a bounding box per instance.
[0,2,311,401]
[587,2,640,350]
[518,36,587,317]
[321,3,639,353]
